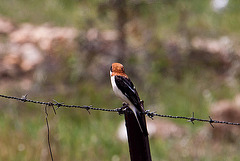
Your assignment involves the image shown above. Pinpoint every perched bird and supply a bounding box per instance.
[110,63,148,136]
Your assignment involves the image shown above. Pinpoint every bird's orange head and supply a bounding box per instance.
[110,63,128,78]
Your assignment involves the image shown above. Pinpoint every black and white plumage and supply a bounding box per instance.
[110,63,148,136]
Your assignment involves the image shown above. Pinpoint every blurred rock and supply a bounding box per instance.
[0,16,15,34]
[191,36,232,57]
[86,28,99,41]
[0,21,79,80]
[101,30,118,41]
[209,95,240,142]
[82,28,119,55]
[211,0,229,12]
[0,42,43,78]
[9,23,78,53]
[20,43,43,71]
[0,43,21,78]
[164,37,188,80]
[190,36,233,72]
[117,119,187,141]
[80,28,120,81]
[150,120,187,139]
[1,15,240,85]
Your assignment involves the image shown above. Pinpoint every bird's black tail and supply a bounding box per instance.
[136,110,148,136]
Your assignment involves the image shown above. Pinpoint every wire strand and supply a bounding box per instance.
[0,94,240,126]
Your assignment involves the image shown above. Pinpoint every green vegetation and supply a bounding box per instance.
[1,0,240,160]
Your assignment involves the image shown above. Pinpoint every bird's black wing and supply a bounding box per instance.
[115,75,142,111]
[115,75,148,136]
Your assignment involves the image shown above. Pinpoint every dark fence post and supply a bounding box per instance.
[124,102,152,161]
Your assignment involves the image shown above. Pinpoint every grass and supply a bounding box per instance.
[1,70,239,160]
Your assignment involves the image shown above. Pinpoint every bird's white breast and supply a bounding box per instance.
[111,75,131,105]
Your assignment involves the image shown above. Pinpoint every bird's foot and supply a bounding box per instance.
[117,103,128,115]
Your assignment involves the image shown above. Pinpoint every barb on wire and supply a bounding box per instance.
[188,112,195,125]
[208,116,214,128]
[1,94,240,126]
[145,111,240,126]
[21,94,28,102]
[53,99,63,111]
[47,101,56,115]
[0,94,120,112]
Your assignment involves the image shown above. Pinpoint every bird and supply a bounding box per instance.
[110,63,148,136]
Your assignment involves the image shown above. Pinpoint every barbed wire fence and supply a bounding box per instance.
[1,93,240,161]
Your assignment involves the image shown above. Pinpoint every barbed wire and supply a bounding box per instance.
[1,94,240,127]
[1,93,240,161]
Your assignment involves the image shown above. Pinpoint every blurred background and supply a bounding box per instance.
[1,0,240,160]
